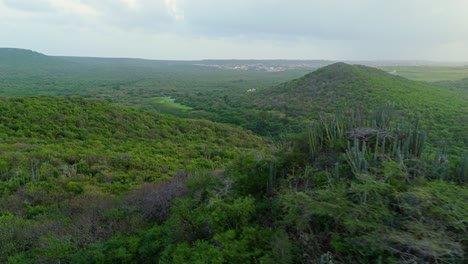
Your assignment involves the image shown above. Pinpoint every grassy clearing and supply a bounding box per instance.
[152,97,193,111]
[380,66,468,81]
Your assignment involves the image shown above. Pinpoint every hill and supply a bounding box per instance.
[0,48,74,72]
[0,48,52,64]
[245,63,467,148]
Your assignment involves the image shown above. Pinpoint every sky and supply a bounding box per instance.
[1,0,468,61]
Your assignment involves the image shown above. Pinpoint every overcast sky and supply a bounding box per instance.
[1,0,468,60]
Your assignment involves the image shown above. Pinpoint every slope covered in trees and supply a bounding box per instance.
[173,63,467,152]
[235,63,467,147]
[0,96,269,262]
[0,96,264,185]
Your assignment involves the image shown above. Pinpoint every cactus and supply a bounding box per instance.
[430,146,449,180]
[345,138,368,176]
[385,117,426,163]
[372,102,396,129]
[306,122,324,159]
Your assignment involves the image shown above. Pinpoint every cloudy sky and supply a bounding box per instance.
[1,0,468,60]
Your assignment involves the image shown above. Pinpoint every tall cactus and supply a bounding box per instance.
[388,116,426,162]
[345,138,368,176]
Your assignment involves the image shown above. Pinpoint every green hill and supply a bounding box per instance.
[246,63,467,148]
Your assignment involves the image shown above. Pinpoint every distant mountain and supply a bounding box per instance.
[0,48,47,59]
[248,63,467,148]
[0,48,80,79]
[0,48,63,66]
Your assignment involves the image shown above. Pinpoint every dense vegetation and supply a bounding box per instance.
[0,96,265,185]
[4,104,465,263]
[434,77,468,92]
[0,49,467,263]
[254,63,466,143]
[0,96,266,262]
[0,48,309,102]
[174,63,467,149]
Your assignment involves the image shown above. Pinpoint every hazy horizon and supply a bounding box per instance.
[4,47,468,64]
[1,0,468,61]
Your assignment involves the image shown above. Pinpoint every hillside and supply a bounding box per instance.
[0,96,269,262]
[246,63,467,148]
[0,96,265,188]
[0,48,53,64]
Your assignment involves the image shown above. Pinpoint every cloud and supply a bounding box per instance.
[180,0,468,43]
[1,0,179,32]
[76,0,181,32]
[1,0,468,60]
[164,0,184,21]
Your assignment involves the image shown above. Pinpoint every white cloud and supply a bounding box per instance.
[164,0,184,21]
[1,0,468,60]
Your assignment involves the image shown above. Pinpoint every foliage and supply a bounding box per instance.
[0,96,265,262]
[0,54,466,263]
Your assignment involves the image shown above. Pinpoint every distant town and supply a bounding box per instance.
[191,60,467,72]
